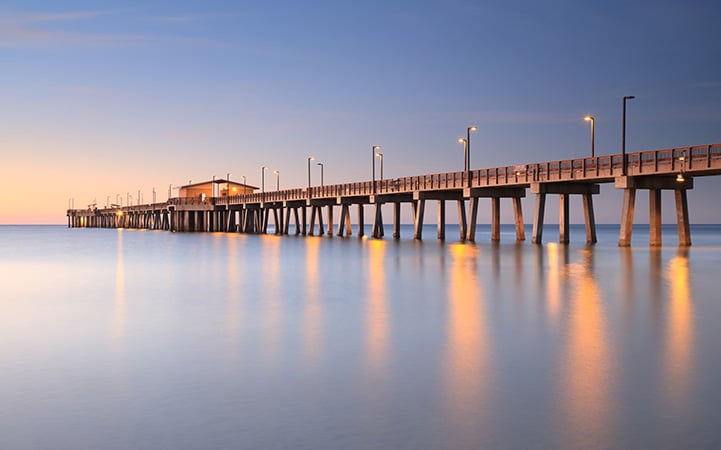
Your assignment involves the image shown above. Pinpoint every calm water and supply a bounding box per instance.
[1,224,721,449]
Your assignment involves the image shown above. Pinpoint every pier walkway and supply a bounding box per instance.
[68,143,721,247]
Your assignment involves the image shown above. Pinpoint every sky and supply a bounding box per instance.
[2,0,721,224]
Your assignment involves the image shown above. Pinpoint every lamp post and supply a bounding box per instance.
[467,125,477,172]
[226,172,231,197]
[622,95,635,176]
[584,116,595,157]
[152,188,156,203]
[242,175,246,187]
[375,152,384,182]
[307,156,315,196]
[212,175,216,197]
[274,170,280,191]
[458,138,468,172]
[261,166,267,199]
[372,145,381,194]
[317,162,324,186]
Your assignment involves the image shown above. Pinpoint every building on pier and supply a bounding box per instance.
[179,179,257,199]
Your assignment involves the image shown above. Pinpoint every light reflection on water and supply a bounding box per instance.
[0,225,720,449]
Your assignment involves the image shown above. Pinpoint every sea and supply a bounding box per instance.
[1,224,721,450]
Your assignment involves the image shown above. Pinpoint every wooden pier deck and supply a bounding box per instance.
[68,143,721,246]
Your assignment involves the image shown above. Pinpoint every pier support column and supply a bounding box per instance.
[327,205,333,238]
[345,206,352,236]
[457,200,467,241]
[302,206,307,236]
[284,207,292,234]
[393,202,401,239]
[309,206,316,236]
[531,193,546,244]
[413,200,425,240]
[582,193,597,244]
[372,203,384,238]
[675,189,691,246]
[273,207,281,235]
[467,197,479,242]
[357,204,365,237]
[559,193,570,244]
[491,197,500,242]
[437,200,445,240]
[293,208,301,235]
[618,188,636,247]
[513,197,525,241]
[337,204,349,236]
[649,189,662,247]
[317,206,325,236]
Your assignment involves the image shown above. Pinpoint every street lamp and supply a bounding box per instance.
[308,156,315,195]
[622,95,635,176]
[372,145,381,193]
[212,175,216,197]
[261,166,267,195]
[458,138,468,172]
[226,172,231,197]
[375,152,384,182]
[467,125,477,172]
[274,170,280,191]
[317,162,324,187]
[584,116,595,157]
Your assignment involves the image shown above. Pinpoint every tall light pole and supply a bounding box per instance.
[274,170,280,191]
[372,145,381,194]
[584,116,595,157]
[307,156,315,196]
[458,138,468,172]
[212,175,216,197]
[467,125,477,172]
[226,172,231,197]
[375,152,384,182]
[317,162,324,186]
[261,166,267,197]
[242,175,246,187]
[622,95,635,176]
[152,187,156,203]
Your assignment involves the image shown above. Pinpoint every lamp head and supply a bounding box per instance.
[584,116,593,122]
[372,145,381,151]
[676,173,685,182]
[469,126,477,132]
[458,138,466,144]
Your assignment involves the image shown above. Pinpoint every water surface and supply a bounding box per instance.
[1,225,720,449]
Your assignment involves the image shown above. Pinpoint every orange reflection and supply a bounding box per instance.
[545,242,562,322]
[663,251,694,410]
[111,229,125,346]
[261,235,282,360]
[365,239,389,375]
[224,234,245,351]
[303,236,323,366]
[444,243,489,436]
[560,249,613,448]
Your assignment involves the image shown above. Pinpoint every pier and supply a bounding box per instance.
[68,143,721,246]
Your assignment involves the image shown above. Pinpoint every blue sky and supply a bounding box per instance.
[2,0,721,224]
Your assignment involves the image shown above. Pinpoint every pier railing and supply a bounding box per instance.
[71,143,721,215]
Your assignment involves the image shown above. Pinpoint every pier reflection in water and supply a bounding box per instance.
[0,225,719,449]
